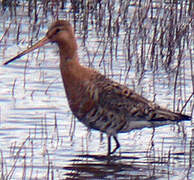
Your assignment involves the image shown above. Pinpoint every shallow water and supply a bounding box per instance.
[0,1,193,179]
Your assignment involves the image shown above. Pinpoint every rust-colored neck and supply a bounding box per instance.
[58,38,78,62]
[59,55,90,87]
[59,53,93,115]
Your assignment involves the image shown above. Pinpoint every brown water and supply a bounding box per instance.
[0,1,193,179]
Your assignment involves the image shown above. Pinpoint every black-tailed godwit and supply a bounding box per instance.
[4,20,191,155]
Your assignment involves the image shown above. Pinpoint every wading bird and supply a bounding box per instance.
[4,20,191,155]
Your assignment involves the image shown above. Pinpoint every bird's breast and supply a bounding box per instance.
[60,63,97,119]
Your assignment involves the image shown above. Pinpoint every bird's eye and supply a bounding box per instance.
[55,28,60,34]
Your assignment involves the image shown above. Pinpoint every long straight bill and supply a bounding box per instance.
[3,37,50,65]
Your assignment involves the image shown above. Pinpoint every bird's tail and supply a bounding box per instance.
[148,108,192,128]
[151,108,191,122]
[177,113,192,121]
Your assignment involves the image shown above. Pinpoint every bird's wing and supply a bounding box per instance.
[93,74,187,123]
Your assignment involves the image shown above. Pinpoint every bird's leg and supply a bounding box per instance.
[107,135,120,155]
[107,136,111,155]
[110,136,120,154]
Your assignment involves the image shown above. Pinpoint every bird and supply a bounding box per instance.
[3,20,191,155]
